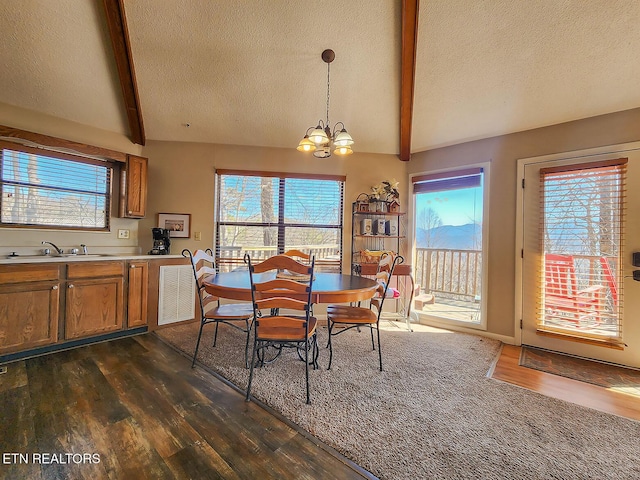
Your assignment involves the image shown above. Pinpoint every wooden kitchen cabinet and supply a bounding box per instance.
[127,260,148,327]
[0,264,61,355]
[64,262,124,340]
[120,154,148,218]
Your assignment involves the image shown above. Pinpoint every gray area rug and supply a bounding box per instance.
[157,321,640,479]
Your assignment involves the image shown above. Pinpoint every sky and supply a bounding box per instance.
[415,186,483,227]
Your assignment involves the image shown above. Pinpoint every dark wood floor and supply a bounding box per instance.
[0,334,372,480]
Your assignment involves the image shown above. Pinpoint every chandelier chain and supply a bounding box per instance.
[326,62,331,126]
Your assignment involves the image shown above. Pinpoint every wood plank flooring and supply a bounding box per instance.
[0,334,372,480]
[490,344,640,421]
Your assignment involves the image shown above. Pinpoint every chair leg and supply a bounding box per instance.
[213,322,220,347]
[376,321,383,371]
[246,338,258,402]
[312,334,319,370]
[304,337,311,404]
[327,320,335,370]
[369,324,375,351]
[191,320,206,368]
[243,317,252,369]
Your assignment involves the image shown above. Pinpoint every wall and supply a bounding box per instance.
[140,140,405,267]
[0,102,143,255]
[407,107,640,340]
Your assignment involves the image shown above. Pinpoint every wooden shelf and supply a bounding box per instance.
[354,235,405,239]
[353,211,405,216]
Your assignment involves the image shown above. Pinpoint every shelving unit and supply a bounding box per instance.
[351,201,414,330]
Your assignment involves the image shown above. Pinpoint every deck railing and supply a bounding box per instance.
[415,248,482,300]
[217,244,341,272]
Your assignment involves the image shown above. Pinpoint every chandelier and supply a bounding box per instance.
[297,49,354,158]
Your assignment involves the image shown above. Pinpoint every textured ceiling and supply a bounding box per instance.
[0,1,638,156]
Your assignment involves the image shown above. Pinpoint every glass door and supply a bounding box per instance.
[411,166,488,328]
[519,144,640,367]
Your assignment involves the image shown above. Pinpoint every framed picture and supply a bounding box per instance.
[157,213,191,238]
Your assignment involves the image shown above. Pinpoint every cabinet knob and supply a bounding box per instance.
[130,264,136,268]
[128,210,132,214]
[68,284,74,289]
[52,285,58,290]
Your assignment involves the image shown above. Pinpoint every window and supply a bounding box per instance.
[0,142,112,230]
[411,167,487,327]
[215,170,345,272]
[537,159,626,341]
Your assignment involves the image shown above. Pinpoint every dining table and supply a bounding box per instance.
[203,270,379,304]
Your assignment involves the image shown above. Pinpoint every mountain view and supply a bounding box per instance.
[416,223,482,250]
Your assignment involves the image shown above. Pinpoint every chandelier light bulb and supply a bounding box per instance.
[334,145,353,156]
[297,136,315,152]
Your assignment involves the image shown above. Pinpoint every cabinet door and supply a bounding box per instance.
[0,281,59,354]
[127,261,148,327]
[65,277,124,339]
[121,154,148,218]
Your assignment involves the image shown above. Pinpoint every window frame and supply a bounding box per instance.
[0,140,113,231]
[215,169,345,272]
[410,163,490,330]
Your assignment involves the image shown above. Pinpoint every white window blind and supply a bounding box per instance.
[0,143,111,230]
[216,170,345,272]
[538,159,626,342]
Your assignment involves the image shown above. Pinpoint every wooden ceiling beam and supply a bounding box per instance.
[399,0,419,162]
[102,0,145,146]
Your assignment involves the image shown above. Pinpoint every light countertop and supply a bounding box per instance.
[0,254,185,265]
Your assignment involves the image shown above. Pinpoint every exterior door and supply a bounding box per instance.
[519,143,640,367]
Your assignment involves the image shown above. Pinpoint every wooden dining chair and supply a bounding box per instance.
[282,249,311,263]
[326,252,404,371]
[182,249,254,368]
[245,253,318,404]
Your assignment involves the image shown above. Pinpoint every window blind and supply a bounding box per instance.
[0,144,111,230]
[538,159,626,342]
[412,167,483,194]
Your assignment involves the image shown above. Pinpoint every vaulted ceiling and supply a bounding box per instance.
[1,1,639,159]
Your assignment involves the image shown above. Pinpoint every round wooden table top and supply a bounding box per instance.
[203,271,379,304]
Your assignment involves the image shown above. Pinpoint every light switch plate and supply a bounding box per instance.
[118,229,130,239]
[194,231,202,241]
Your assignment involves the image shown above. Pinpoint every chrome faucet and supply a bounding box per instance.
[80,244,88,255]
[41,241,63,255]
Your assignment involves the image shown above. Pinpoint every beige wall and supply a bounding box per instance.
[407,107,640,339]
[0,102,143,255]
[140,140,406,267]
[4,99,639,342]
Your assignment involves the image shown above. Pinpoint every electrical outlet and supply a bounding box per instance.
[118,229,130,239]
[194,231,202,241]
[0,366,7,375]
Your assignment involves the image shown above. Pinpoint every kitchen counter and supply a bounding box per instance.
[0,254,185,264]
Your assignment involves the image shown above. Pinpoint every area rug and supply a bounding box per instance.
[520,346,640,396]
[157,321,640,480]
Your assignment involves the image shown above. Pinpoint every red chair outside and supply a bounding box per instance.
[544,253,606,325]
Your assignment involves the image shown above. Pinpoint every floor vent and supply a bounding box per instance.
[158,265,195,325]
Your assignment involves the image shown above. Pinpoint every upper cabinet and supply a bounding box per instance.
[120,154,148,218]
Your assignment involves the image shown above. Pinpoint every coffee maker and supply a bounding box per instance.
[149,228,171,255]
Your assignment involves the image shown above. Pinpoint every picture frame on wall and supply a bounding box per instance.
[157,213,191,238]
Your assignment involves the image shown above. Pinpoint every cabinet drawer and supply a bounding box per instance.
[0,264,60,285]
[67,261,124,279]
